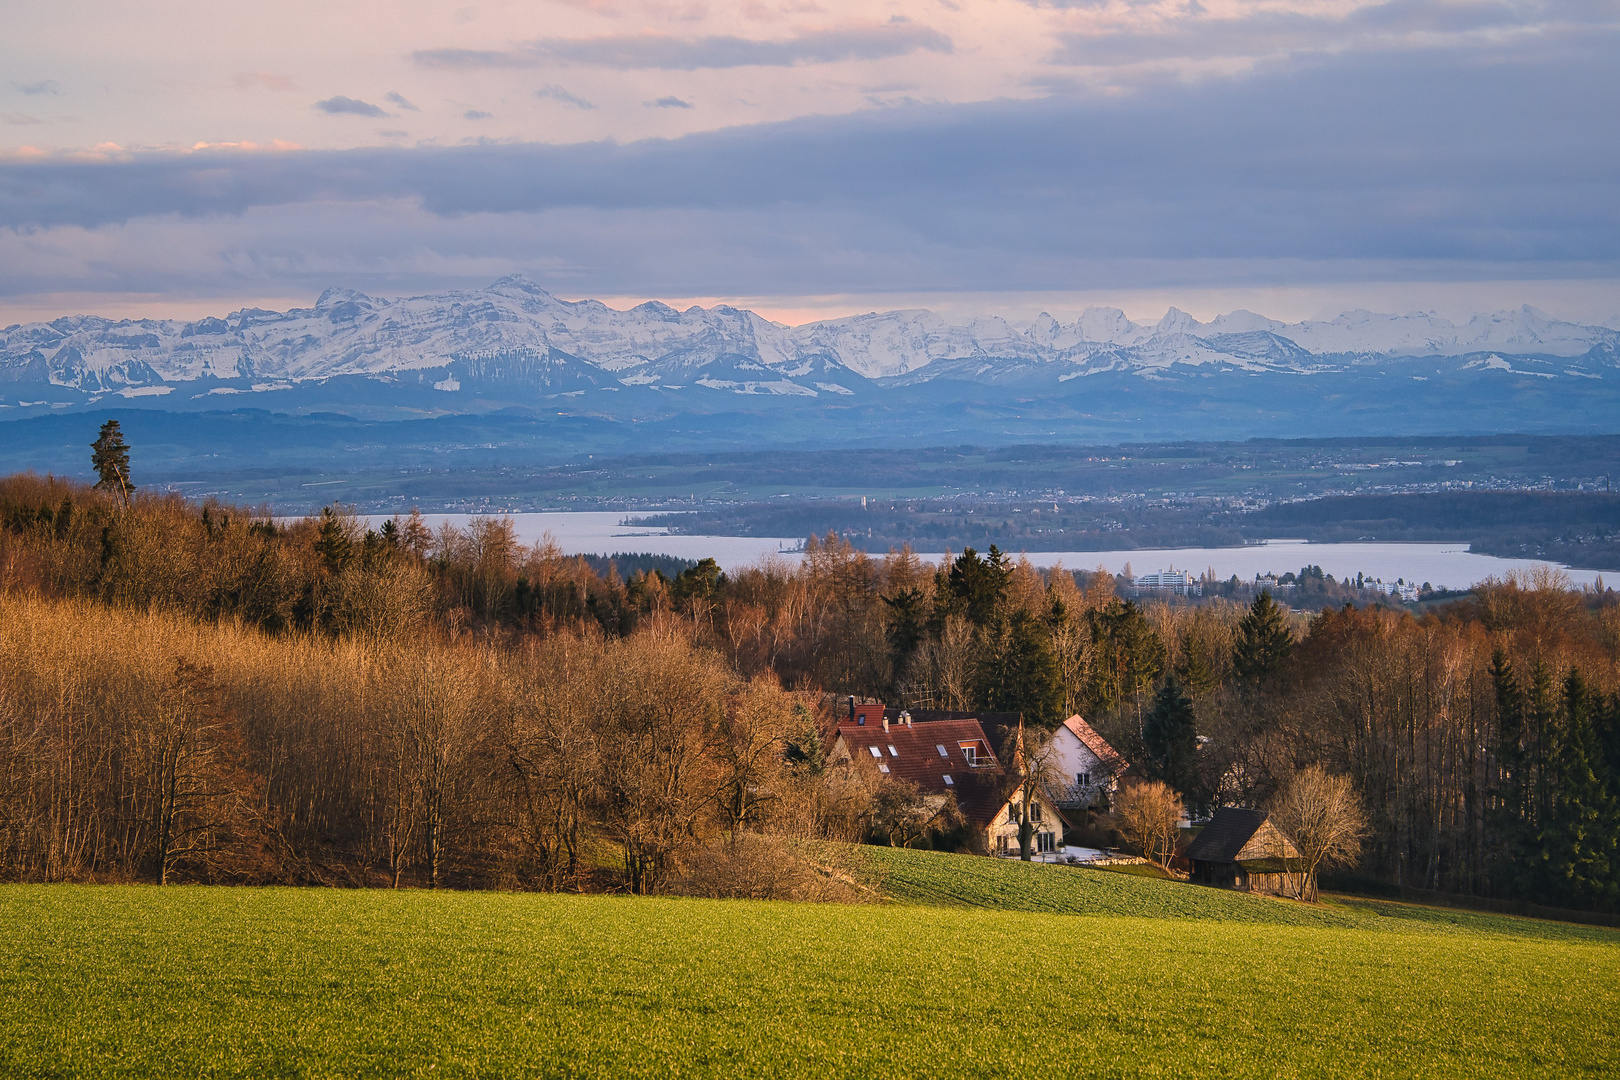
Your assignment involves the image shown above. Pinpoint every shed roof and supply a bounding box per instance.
[1183,807,1300,863]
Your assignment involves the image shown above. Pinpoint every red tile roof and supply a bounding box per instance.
[1062,714,1129,775]
[833,717,1011,828]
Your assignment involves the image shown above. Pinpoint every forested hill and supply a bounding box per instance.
[1250,492,1620,534]
[648,491,1620,571]
[1246,492,1620,568]
[1,471,1618,913]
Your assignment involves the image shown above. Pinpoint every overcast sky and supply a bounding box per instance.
[3,0,1618,325]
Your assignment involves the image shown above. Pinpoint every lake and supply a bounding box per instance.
[359,512,1607,591]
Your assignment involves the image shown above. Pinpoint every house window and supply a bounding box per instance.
[936,744,949,757]
[1078,771,1090,788]
[942,774,953,785]
[996,835,1009,854]
[888,745,898,757]
[878,762,890,774]
[1038,832,1056,853]
[1033,802,1043,823]
[868,746,882,758]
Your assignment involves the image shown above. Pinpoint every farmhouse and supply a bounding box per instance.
[1183,807,1302,896]
[1047,714,1129,814]
[826,702,1066,856]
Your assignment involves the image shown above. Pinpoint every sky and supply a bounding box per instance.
[2,0,1618,326]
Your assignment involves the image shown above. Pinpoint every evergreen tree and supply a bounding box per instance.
[1488,649,1534,893]
[1595,689,1620,805]
[1141,675,1200,804]
[314,507,354,574]
[1537,671,1620,909]
[943,546,1010,628]
[1528,660,1561,830]
[1083,599,1166,714]
[1180,635,1219,699]
[89,420,133,504]
[1233,590,1293,684]
[883,587,928,673]
[974,610,1064,728]
[672,557,724,603]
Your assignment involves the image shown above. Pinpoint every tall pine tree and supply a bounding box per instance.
[89,420,133,504]
[1083,599,1166,714]
[1537,671,1620,910]
[1488,649,1534,892]
[974,610,1064,728]
[1232,590,1293,685]
[1141,675,1200,807]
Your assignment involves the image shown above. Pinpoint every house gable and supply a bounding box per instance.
[1184,807,1299,864]
[1235,820,1300,862]
[1059,715,1128,776]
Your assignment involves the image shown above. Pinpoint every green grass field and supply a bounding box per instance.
[2,850,1617,1078]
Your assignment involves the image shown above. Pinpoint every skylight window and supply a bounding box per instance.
[887,745,898,757]
[878,762,890,774]
[868,746,882,758]
[937,744,949,757]
[943,775,953,785]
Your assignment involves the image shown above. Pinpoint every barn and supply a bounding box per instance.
[1183,807,1303,897]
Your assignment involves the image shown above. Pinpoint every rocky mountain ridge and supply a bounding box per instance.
[2,276,1617,408]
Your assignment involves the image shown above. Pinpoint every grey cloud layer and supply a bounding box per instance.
[314,96,388,117]
[2,35,1616,299]
[1052,0,1620,66]
[414,20,952,71]
[536,85,594,109]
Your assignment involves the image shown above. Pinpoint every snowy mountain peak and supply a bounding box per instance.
[314,287,372,310]
[488,274,551,296]
[1,279,1615,403]
[1204,310,1285,336]
[1152,307,1204,339]
[1073,306,1146,346]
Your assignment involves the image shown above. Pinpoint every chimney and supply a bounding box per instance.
[900,710,912,727]
[850,696,859,724]
[882,713,889,733]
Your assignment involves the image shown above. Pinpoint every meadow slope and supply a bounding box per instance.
[1,871,1616,1079]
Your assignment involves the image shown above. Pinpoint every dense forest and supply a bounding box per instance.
[1,435,1617,909]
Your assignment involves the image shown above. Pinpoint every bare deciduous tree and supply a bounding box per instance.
[143,659,265,884]
[1112,779,1184,871]
[905,614,976,710]
[1268,765,1368,901]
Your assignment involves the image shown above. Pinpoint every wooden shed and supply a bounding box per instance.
[1183,808,1302,897]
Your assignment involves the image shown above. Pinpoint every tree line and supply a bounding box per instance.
[1,434,1617,907]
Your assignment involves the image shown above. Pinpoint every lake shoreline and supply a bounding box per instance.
[353,512,1606,591]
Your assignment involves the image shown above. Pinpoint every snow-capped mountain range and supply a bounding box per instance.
[2,276,1617,410]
